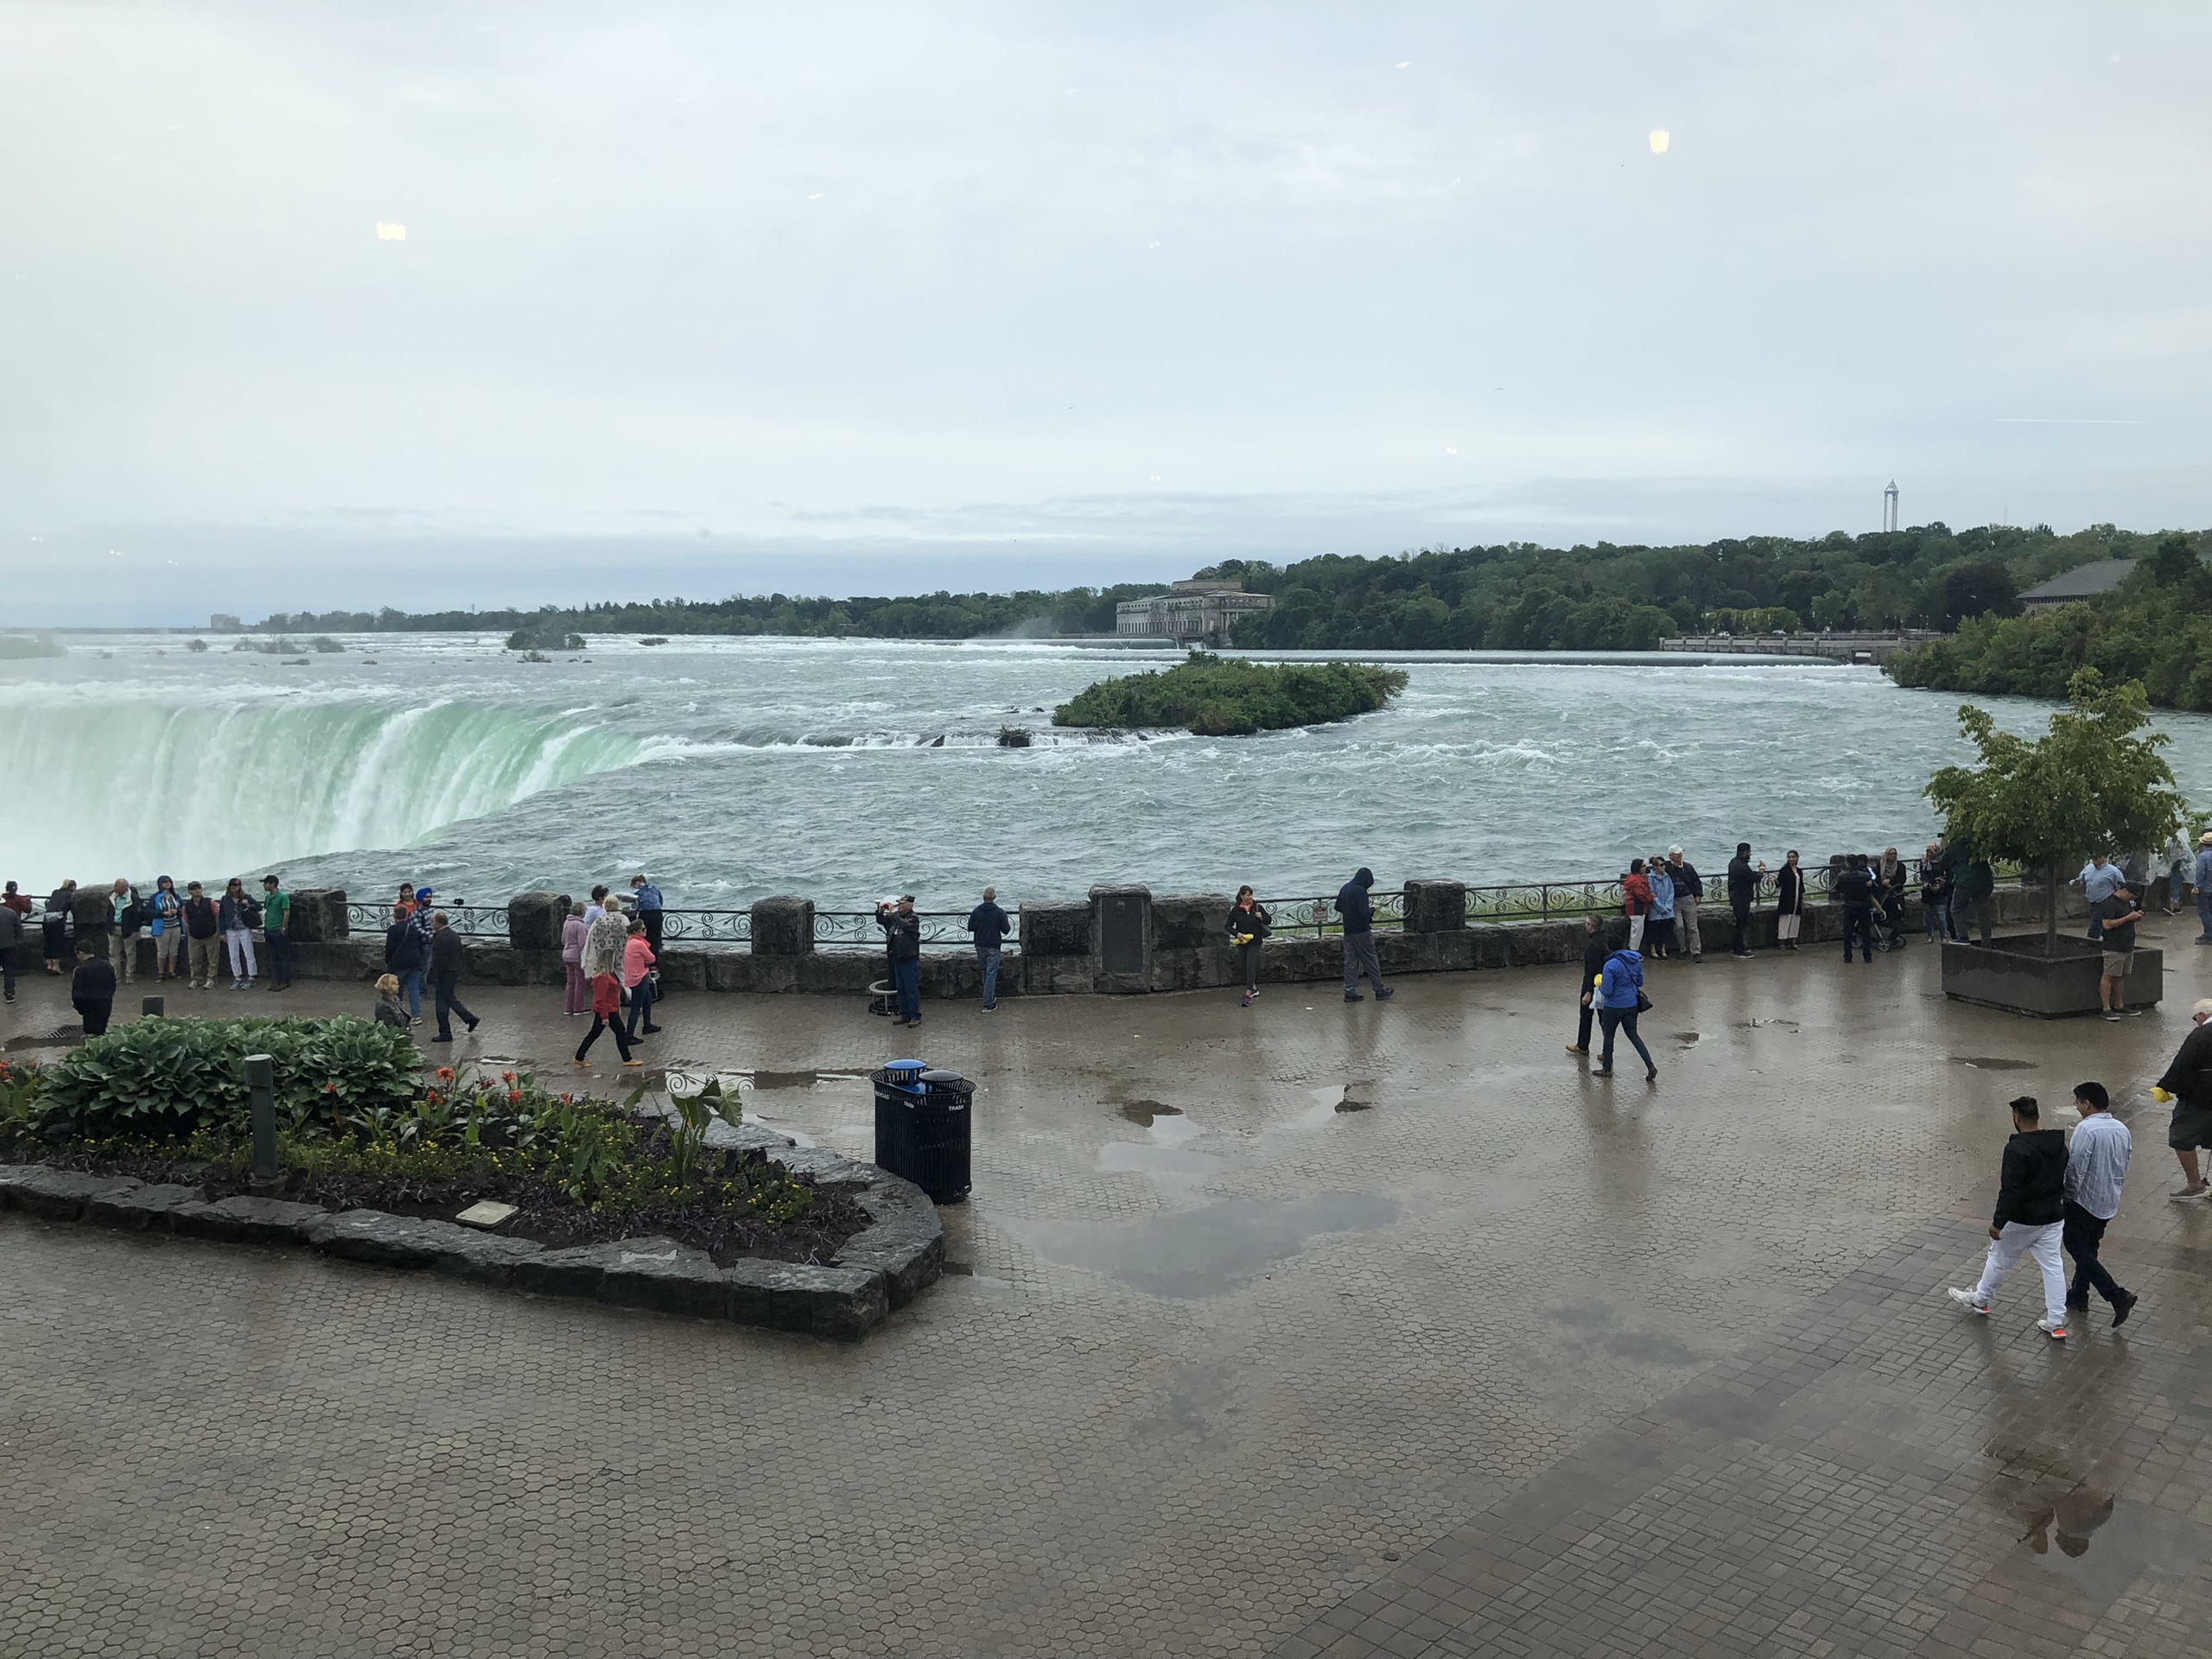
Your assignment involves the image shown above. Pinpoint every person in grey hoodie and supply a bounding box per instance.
[1336,867,1391,1003]
[1948,1096,2070,1338]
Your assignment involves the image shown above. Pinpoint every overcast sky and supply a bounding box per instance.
[4,2,2209,624]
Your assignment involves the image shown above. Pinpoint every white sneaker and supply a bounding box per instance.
[2037,1315,2067,1340]
[1946,1287,1989,1314]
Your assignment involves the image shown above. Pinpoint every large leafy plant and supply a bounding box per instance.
[1927,668,2186,952]
[34,1016,421,1142]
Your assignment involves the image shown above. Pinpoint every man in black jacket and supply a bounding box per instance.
[1567,914,1608,1056]
[878,895,924,1028]
[2154,998,2212,1198]
[1665,848,1703,962]
[1836,855,1877,963]
[426,912,480,1044]
[966,887,1011,1012]
[71,943,118,1037]
[1336,867,1392,1002]
[1726,843,1764,957]
[1948,1096,2070,1338]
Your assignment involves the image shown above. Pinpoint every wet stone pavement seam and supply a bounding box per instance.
[1270,1223,2212,1659]
[3,931,2211,1657]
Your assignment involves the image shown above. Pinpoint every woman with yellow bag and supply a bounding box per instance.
[1227,887,1271,1009]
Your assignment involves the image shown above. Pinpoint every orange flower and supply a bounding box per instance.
[435,1066,455,1082]
[501,1071,517,1084]
[507,1090,523,1104]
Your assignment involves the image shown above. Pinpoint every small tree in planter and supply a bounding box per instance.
[1927,668,2185,957]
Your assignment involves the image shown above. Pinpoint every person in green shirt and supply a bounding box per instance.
[260,874,294,992]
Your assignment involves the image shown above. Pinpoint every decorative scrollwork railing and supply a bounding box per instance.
[652,908,752,947]
[345,899,508,938]
[1250,889,1408,938]
[813,910,1016,952]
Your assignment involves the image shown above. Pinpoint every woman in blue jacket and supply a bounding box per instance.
[1645,858,1676,961]
[1592,947,1657,1080]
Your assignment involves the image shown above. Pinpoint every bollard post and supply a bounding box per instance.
[245,1053,277,1186]
[141,995,164,1019]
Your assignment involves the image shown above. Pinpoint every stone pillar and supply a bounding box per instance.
[1019,901,1095,995]
[1402,880,1467,932]
[289,889,348,941]
[1091,886,1151,991]
[750,897,816,955]
[506,891,563,951]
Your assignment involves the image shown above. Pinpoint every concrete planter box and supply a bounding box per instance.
[1940,934,2163,1018]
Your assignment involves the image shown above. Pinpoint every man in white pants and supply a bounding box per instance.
[1948,1095,2070,1339]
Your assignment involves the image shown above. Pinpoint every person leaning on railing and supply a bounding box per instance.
[1228,886,1270,1009]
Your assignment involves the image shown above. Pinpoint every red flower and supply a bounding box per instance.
[435,1066,455,1082]
[507,1090,523,1104]
[501,1071,517,1084]
[324,1082,338,1094]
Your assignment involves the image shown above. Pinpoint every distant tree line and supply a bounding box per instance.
[258,585,1165,639]
[256,523,2206,657]
[1887,535,2212,710]
[1218,524,2204,652]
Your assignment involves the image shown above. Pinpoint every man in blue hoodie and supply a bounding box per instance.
[1337,868,1392,1003]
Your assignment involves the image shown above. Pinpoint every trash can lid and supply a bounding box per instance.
[918,1069,964,1084]
[883,1058,927,1081]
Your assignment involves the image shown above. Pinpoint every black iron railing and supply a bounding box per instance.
[346,900,509,938]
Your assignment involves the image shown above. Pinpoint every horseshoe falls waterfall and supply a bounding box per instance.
[5,632,2212,909]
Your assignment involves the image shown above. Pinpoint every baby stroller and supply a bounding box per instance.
[1869,895,1904,953]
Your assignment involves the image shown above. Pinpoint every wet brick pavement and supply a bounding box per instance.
[3,921,2209,1657]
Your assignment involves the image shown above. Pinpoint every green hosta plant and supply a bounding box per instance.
[34,1016,421,1142]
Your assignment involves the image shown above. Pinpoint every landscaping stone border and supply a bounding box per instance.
[0,1129,941,1343]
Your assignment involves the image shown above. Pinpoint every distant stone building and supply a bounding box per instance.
[1115,580,1274,646]
[209,613,242,632]
[2018,558,2135,611]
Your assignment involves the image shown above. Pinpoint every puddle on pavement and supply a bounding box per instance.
[1098,1142,1224,1179]
[1001,1191,1398,1298]
[1118,1099,1180,1126]
[1953,1056,2037,1071]
[753,1068,866,1090]
[1672,1031,1699,1045]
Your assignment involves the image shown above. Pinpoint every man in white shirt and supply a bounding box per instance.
[2062,1080,2136,1326]
[2074,855,2123,941]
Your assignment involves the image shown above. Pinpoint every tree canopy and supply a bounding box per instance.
[1887,536,2212,709]
[1052,653,1407,736]
[1925,669,2186,950]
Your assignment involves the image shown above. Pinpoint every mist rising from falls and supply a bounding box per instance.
[2,696,643,885]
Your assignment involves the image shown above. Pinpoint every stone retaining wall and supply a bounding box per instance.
[0,1122,941,1341]
[77,882,2065,1001]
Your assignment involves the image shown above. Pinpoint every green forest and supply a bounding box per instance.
[257,522,2207,664]
[1217,524,2202,652]
[1886,536,2212,710]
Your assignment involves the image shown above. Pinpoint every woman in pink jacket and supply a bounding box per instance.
[559,902,589,1015]
[622,918,660,1042]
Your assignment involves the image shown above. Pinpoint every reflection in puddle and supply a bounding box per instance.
[1003,1191,1398,1298]
[1954,1056,2037,1071]
[1098,1142,1224,1179]
[1119,1099,1181,1126]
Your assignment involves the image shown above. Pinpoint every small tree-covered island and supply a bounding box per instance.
[1052,653,1408,735]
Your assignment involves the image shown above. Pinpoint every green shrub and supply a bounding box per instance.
[32,1016,421,1143]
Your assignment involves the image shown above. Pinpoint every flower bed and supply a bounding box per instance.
[0,1026,869,1268]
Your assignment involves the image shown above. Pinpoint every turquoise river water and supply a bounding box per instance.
[4,635,2209,911]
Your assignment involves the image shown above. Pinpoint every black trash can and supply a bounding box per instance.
[911,1068,974,1205]
[872,1060,927,1184]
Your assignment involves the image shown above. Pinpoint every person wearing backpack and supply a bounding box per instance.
[181,881,221,989]
[217,877,261,989]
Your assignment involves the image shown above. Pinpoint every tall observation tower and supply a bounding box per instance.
[1882,480,1900,533]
